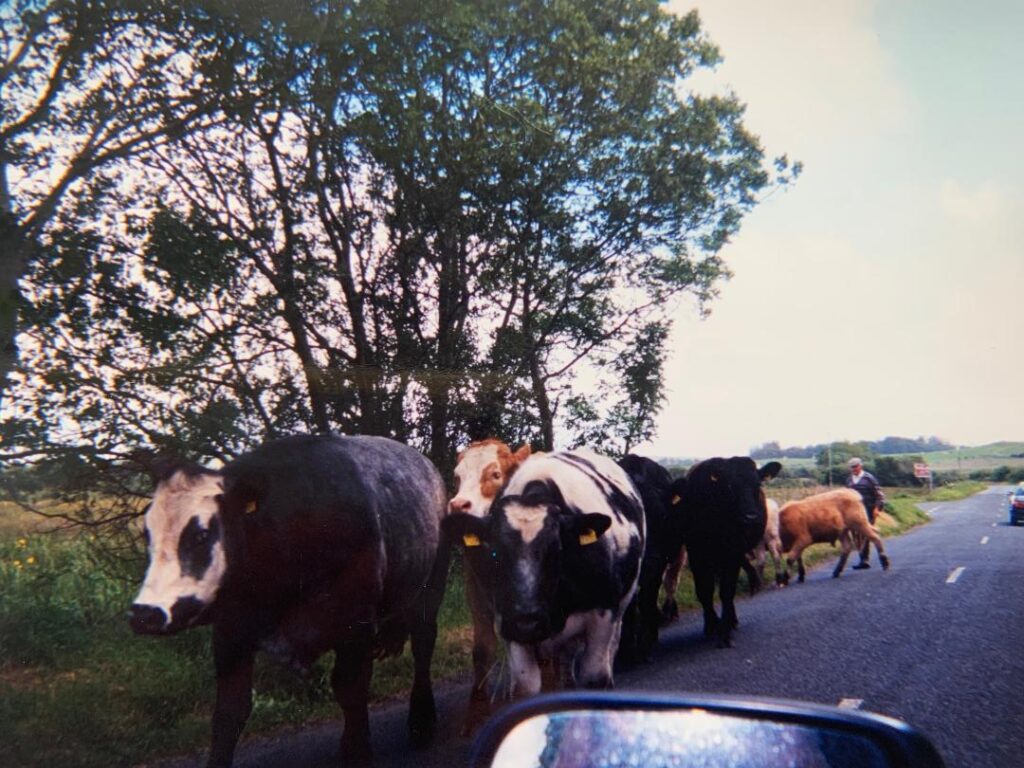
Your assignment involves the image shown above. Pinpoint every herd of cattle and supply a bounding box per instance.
[128,433,891,767]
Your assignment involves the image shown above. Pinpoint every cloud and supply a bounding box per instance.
[938,178,1017,226]
[671,0,914,155]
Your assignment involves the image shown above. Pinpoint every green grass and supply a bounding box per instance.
[0,525,476,768]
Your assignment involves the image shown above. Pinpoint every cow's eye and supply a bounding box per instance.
[491,471,502,481]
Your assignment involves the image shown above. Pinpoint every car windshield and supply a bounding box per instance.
[1,2,1020,768]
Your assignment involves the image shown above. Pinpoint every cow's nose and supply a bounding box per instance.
[449,497,473,514]
[129,603,167,635]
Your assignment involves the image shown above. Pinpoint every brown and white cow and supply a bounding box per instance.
[747,497,784,587]
[130,434,450,767]
[447,438,531,733]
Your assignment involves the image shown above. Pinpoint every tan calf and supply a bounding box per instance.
[779,488,890,583]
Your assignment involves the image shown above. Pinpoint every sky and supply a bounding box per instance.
[637,0,1024,458]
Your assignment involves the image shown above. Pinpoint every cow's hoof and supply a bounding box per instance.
[660,600,679,625]
[881,556,891,570]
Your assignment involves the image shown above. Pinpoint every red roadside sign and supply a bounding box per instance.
[913,463,931,479]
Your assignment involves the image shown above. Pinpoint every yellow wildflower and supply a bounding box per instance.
[26,555,36,565]
[16,538,27,548]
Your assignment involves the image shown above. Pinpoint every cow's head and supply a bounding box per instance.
[445,481,612,645]
[129,463,228,635]
[672,458,782,551]
[449,439,531,517]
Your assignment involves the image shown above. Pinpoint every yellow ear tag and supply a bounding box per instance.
[462,533,482,548]
[578,528,599,546]
[671,495,681,505]
[245,500,258,514]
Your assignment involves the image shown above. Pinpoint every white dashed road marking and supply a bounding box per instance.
[946,567,966,584]
[981,536,990,545]
[838,698,864,709]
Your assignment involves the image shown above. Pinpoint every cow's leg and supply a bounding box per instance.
[770,542,784,586]
[740,556,761,596]
[331,633,375,764]
[578,611,617,689]
[660,547,685,624]
[691,565,719,639]
[869,529,891,570]
[833,531,854,578]
[508,641,542,698]
[462,562,498,736]
[407,537,449,747]
[637,556,665,660]
[718,567,739,648]
[208,632,255,768]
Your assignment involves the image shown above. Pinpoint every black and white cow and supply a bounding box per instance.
[129,434,449,768]
[670,457,781,648]
[444,449,644,697]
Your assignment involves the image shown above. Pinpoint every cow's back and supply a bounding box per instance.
[221,434,444,616]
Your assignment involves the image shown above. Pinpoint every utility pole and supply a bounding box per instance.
[827,442,833,487]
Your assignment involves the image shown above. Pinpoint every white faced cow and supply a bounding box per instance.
[446,438,531,733]
[130,434,449,768]
[445,449,644,698]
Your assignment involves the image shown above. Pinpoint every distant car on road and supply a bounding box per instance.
[1008,485,1024,525]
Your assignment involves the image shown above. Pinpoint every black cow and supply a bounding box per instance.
[670,457,781,648]
[129,434,449,767]
[445,449,644,697]
[616,454,680,664]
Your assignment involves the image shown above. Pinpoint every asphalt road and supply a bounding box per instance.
[152,487,1024,768]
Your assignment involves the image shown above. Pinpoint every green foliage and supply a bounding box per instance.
[6,0,789,501]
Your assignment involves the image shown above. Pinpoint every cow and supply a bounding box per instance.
[778,488,890,583]
[669,457,782,648]
[446,438,531,734]
[444,449,644,698]
[129,434,450,768]
[747,497,784,587]
[616,454,680,664]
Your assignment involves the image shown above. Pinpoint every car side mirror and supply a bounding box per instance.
[472,692,945,768]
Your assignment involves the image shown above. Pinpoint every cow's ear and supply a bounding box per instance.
[513,444,532,464]
[759,462,782,482]
[668,477,687,507]
[564,513,612,547]
[219,475,256,517]
[442,512,490,549]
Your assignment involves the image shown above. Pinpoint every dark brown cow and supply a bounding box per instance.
[669,457,781,648]
[130,434,449,767]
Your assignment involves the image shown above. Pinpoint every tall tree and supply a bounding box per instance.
[0,0,233,412]
[4,0,796,519]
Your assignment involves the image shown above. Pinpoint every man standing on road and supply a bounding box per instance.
[846,457,885,569]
